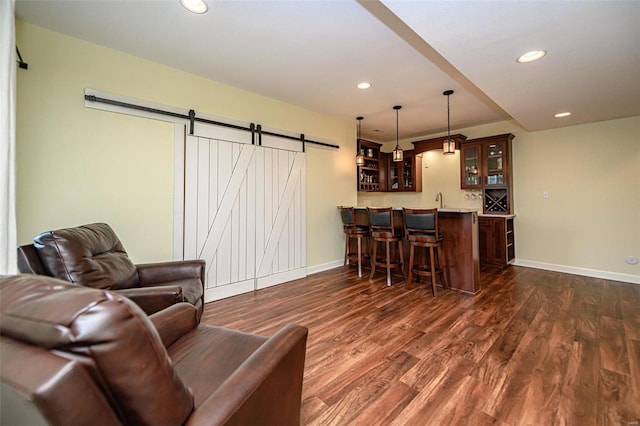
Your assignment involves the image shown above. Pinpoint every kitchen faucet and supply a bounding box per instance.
[435,192,443,209]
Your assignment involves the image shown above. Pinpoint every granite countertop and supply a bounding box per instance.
[438,208,478,213]
[352,205,516,218]
[478,213,517,218]
[355,206,477,213]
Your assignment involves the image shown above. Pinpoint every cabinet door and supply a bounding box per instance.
[460,143,482,189]
[402,152,413,190]
[379,152,390,192]
[483,141,507,187]
[376,150,421,192]
[388,157,400,191]
[478,217,507,268]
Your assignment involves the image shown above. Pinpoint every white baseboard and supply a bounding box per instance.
[307,259,343,275]
[513,259,640,285]
[257,268,307,289]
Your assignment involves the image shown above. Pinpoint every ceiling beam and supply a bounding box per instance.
[357,0,513,124]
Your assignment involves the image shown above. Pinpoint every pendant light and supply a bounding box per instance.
[392,105,403,162]
[355,116,365,166]
[442,90,455,155]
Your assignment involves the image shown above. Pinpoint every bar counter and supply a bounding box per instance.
[350,207,481,294]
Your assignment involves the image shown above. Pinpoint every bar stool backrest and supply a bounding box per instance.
[339,206,355,229]
[403,208,438,237]
[367,207,394,232]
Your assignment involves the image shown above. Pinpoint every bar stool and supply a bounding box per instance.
[403,208,447,296]
[367,207,404,286]
[339,206,369,278]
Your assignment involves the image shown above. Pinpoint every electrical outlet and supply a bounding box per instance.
[543,191,550,199]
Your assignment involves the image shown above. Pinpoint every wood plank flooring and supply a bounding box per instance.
[200,266,640,425]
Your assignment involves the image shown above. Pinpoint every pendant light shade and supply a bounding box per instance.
[355,116,365,166]
[392,105,403,162]
[442,90,455,155]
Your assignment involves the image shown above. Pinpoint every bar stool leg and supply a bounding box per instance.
[369,240,377,280]
[429,246,437,297]
[398,240,405,281]
[357,236,362,278]
[436,244,448,289]
[344,234,349,266]
[385,241,391,286]
[407,244,415,289]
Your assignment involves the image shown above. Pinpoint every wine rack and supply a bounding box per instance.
[484,189,509,213]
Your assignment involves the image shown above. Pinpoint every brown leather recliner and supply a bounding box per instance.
[0,274,308,425]
[17,222,205,319]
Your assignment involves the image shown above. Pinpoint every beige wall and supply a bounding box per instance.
[359,117,640,280]
[16,21,356,266]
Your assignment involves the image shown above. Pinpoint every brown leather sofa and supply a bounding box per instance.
[0,274,308,425]
[17,222,205,319]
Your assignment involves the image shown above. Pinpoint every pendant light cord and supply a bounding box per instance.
[393,105,402,150]
[356,116,363,155]
[396,108,399,149]
[442,89,455,155]
[447,93,451,141]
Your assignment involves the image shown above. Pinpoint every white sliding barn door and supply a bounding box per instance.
[255,136,306,289]
[182,124,306,302]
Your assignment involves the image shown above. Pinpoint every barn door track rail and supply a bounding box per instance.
[84,94,338,151]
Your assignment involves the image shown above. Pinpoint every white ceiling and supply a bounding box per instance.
[15,0,640,142]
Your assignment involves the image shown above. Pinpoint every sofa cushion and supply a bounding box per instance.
[0,275,194,425]
[33,223,137,289]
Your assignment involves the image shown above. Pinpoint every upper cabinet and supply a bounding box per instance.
[384,150,422,192]
[357,139,382,192]
[357,141,422,192]
[460,142,482,189]
[460,134,515,214]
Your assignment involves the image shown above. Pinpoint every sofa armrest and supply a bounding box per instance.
[115,286,183,316]
[16,244,49,275]
[149,303,199,347]
[185,324,308,426]
[136,260,205,286]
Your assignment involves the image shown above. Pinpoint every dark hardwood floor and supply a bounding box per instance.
[201,265,640,425]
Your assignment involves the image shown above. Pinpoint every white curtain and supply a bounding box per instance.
[1,0,18,275]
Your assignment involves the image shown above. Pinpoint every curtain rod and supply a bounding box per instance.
[84,95,339,150]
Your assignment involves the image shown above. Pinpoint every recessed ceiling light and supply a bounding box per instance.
[181,0,208,14]
[554,112,572,118]
[516,50,547,63]
[357,82,372,90]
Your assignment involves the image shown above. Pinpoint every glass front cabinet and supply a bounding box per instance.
[460,134,514,214]
[385,150,422,192]
[460,143,482,189]
[357,144,422,193]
